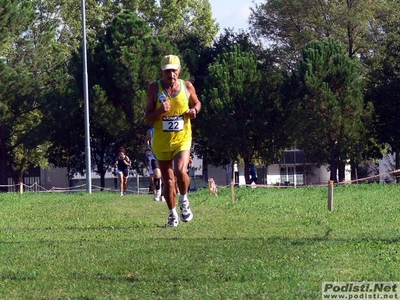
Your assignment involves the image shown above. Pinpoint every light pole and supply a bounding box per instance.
[81,0,92,193]
[293,147,297,188]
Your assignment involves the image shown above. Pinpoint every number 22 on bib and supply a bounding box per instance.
[162,116,184,132]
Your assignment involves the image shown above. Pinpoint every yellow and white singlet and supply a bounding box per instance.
[152,79,192,161]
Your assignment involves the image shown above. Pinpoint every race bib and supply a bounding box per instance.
[162,116,184,132]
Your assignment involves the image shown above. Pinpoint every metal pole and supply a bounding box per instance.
[294,147,297,188]
[81,0,92,193]
[137,173,140,194]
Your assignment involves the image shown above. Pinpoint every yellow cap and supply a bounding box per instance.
[161,55,181,70]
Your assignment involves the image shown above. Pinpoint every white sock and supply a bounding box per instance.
[179,194,188,203]
[170,207,178,216]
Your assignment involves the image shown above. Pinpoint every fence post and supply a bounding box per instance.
[231,180,236,203]
[19,182,23,194]
[328,180,334,211]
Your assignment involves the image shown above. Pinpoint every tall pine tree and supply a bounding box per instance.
[287,38,371,182]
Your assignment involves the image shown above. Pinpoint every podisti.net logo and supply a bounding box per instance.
[322,282,399,299]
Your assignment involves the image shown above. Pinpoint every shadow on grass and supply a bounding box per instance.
[1,233,399,244]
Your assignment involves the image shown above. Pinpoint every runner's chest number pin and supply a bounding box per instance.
[162,116,184,132]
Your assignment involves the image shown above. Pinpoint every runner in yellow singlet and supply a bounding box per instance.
[152,79,192,159]
[145,54,201,227]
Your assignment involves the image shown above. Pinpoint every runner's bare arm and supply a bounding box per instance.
[145,82,169,124]
[185,81,201,119]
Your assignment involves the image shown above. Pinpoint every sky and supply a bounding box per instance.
[208,0,262,34]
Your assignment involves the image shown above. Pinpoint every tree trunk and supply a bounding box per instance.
[350,159,358,182]
[338,161,346,182]
[100,171,105,191]
[396,151,400,184]
[12,158,27,185]
[330,160,338,183]
[202,156,208,182]
[244,161,250,184]
[0,125,7,192]
[98,160,105,190]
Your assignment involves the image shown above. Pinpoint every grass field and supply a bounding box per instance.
[0,184,399,299]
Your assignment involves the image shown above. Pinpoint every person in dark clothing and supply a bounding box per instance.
[249,163,258,184]
[115,146,131,196]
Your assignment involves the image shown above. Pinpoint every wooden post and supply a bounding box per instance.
[328,180,334,211]
[231,180,236,203]
[19,182,23,194]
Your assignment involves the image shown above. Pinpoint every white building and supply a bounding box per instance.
[379,152,398,183]
[206,149,351,187]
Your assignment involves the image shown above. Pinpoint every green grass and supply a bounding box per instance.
[0,184,399,299]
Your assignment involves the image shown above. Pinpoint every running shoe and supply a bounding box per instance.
[167,214,179,227]
[179,195,193,222]
[153,189,161,201]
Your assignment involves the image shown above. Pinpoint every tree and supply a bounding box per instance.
[286,38,371,182]
[50,11,180,187]
[365,20,400,179]
[157,0,219,48]
[0,0,68,191]
[198,44,288,182]
[0,0,30,189]
[190,29,273,145]
[55,0,218,58]
[52,0,127,55]
[249,0,400,68]
[0,0,34,49]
